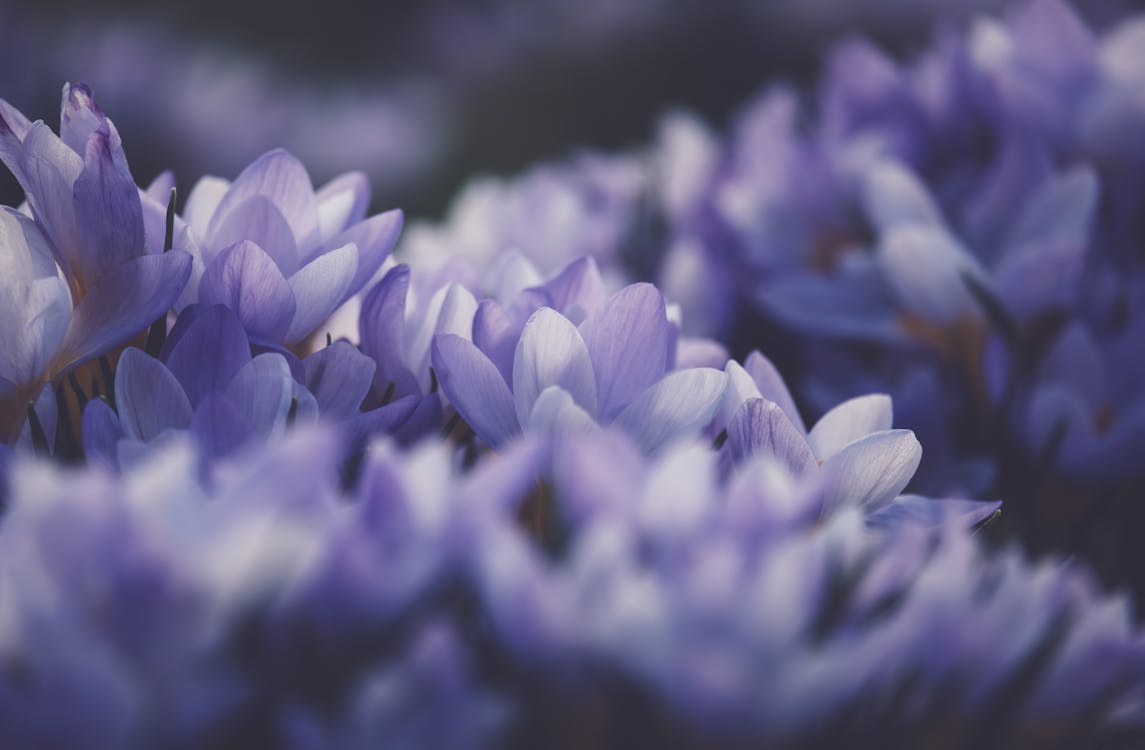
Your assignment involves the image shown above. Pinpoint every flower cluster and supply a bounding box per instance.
[2,2,1145,744]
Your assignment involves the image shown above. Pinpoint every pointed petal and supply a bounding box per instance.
[208,149,318,251]
[18,123,84,269]
[432,334,520,447]
[513,308,597,425]
[820,429,922,511]
[526,385,599,437]
[81,397,123,468]
[224,352,295,438]
[541,256,607,321]
[579,283,672,420]
[164,304,251,406]
[359,264,420,397]
[208,194,300,276]
[472,299,520,384]
[327,208,402,292]
[807,393,893,460]
[114,347,193,442]
[73,115,144,278]
[54,250,193,373]
[184,175,231,244]
[191,392,255,460]
[315,171,370,242]
[199,240,296,343]
[613,368,728,454]
[727,398,817,474]
[860,159,944,232]
[866,495,1002,530]
[285,241,358,344]
[303,341,376,420]
[744,350,805,433]
[59,83,104,155]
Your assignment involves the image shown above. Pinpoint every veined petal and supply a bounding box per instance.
[541,256,607,320]
[432,334,520,447]
[613,368,728,454]
[472,299,519,384]
[73,116,144,279]
[208,195,300,276]
[199,240,296,343]
[208,149,319,252]
[59,83,104,156]
[224,352,295,438]
[408,283,479,390]
[866,496,1002,530]
[114,347,193,442]
[19,123,84,272]
[526,385,599,437]
[727,397,817,475]
[820,429,922,512]
[303,341,376,420]
[54,250,193,374]
[326,208,402,292]
[285,241,358,344]
[513,307,597,426]
[744,350,805,434]
[807,393,893,460]
[315,171,370,242]
[0,277,71,387]
[0,205,59,282]
[359,264,420,398]
[164,305,252,407]
[579,283,673,420]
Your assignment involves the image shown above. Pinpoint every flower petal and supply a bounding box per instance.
[876,225,988,325]
[315,171,370,242]
[579,283,672,420]
[541,256,607,321]
[472,299,520,384]
[303,340,376,420]
[727,398,817,474]
[191,392,256,461]
[513,307,597,426]
[164,304,252,407]
[326,208,403,292]
[820,429,922,511]
[432,334,520,447]
[359,264,420,398]
[285,241,358,344]
[224,352,295,438]
[72,115,145,280]
[807,393,893,460]
[199,240,296,343]
[114,347,193,442]
[744,350,805,433]
[208,149,318,251]
[613,368,728,454]
[526,385,599,438]
[81,397,123,468]
[0,277,71,388]
[208,194,300,276]
[54,250,193,374]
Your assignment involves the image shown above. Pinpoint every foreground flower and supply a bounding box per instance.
[0,84,192,440]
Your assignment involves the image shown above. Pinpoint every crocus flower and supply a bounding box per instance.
[0,83,192,388]
[433,279,728,453]
[178,148,403,347]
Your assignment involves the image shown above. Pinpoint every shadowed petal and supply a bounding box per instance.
[114,347,193,442]
[526,385,599,437]
[285,241,358,344]
[0,277,71,387]
[877,225,988,325]
[224,353,294,438]
[359,265,420,398]
[432,334,519,447]
[303,341,376,420]
[727,398,817,474]
[541,256,607,320]
[820,429,922,511]
[579,283,672,420]
[513,308,597,426]
[73,116,144,279]
[473,299,520,384]
[199,240,296,343]
[164,305,251,407]
[867,496,1002,530]
[807,393,893,460]
[860,159,944,232]
[613,368,727,454]
[55,250,192,373]
[191,392,256,461]
[81,397,123,468]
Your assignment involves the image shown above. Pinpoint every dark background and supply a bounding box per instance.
[0,0,1138,219]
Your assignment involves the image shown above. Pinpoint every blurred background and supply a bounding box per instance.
[9,0,1139,219]
[1,0,1141,218]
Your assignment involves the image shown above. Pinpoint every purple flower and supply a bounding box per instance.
[179,149,402,346]
[433,279,727,453]
[0,83,192,376]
